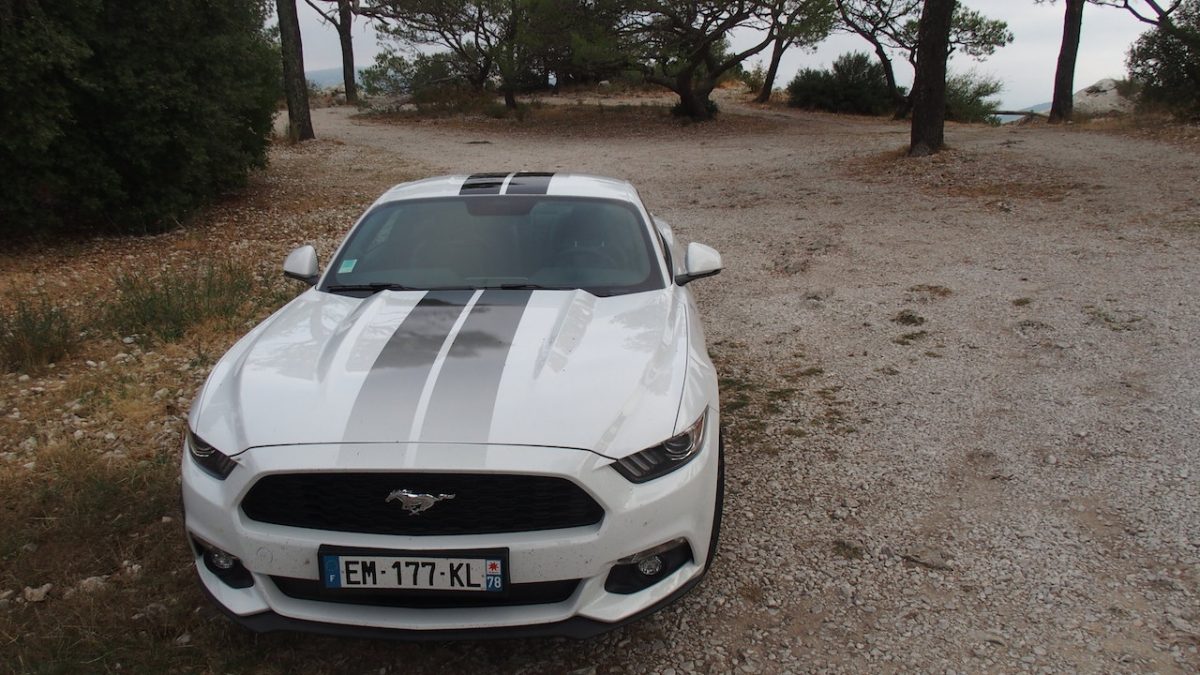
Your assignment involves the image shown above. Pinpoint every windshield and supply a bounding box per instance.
[321,196,664,296]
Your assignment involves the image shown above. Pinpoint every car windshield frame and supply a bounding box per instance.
[319,195,668,297]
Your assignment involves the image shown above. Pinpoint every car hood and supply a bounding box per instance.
[191,288,688,459]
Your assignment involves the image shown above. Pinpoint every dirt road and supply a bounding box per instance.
[5,98,1198,673]
[295,100,1200,672]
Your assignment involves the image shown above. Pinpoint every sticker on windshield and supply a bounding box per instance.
[338,259,357,274]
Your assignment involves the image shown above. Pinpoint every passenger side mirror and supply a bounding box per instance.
[675,242,722,286]
[283,245,320,285]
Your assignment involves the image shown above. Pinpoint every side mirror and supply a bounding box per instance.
[675,242,723,286]
[283,245,319,285]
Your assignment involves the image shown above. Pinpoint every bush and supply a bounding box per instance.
[0,0,279,238]
[787,52,893,116]
[945,71,1003,124]
[103,263,254,342]
[1127,2,1200,116]
[742,62,767,94]
[0,295,78,372]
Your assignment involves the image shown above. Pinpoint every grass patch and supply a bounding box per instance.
[909,284,952,300]
[0,294,79,372]
[891,309,926,326]
[103,263,254,342]
[893,330,929,346]
[832,539,865,560]
[1012,297,1032,307]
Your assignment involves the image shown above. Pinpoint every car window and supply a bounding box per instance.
[322,196,665,296]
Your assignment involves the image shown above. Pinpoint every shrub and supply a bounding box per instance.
[742,62,767,94]
[103,263,254,342]
[0,0,279,238]
[945,71,1003,124]
[787,52,892,116]
[1127,2,1200,116]
[0,295,79,372]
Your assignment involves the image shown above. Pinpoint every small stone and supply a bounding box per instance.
[77,576,107,593]
[153,388,170,400]
[104,432,116,441]
[162,516,174,524]
[1046,455,1057,466]
[174,633,192,646]
[122,336,136,344]
[17,374,30,382]
[19,437,37,452]
[22,583,52,603]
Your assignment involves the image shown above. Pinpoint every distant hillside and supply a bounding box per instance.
[999,101,1050,124]
[306,67,360,89]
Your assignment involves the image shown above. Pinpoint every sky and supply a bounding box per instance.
[297,1,1152,110]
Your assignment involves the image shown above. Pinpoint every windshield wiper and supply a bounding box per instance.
[496,283,574,291]
[325,283,419,295]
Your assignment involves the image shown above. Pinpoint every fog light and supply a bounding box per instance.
[605,539,694,594]
[207,548,237,571]
[637,555,665,577]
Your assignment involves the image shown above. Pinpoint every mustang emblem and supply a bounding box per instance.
[385,489,456,515]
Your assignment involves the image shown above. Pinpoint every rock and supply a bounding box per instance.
[77,576,108,594]
[22,583,52,603]
[1073,79,1134,117]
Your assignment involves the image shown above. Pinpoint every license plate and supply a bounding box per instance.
[319,546,506,593]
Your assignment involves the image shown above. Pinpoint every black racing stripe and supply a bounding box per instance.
[343,290,474,442]
[504,172,554,195]
[460,172,510,195]
[418,289,533,443]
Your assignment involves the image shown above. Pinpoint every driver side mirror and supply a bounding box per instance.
[675,242,722,286]
[283,245,320,285]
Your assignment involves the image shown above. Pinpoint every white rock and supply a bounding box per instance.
[77,576,107,593]
[22,583,52,603]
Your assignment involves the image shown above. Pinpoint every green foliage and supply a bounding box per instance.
[944,71,1003,124]
[786,52,893,115]
[1127,1,1200,115]
[0,0,280,238]
[0,295,79,372]
[742,62,768,93]
[103,264,254,342]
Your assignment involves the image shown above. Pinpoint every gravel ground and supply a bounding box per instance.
[5,97,1197,673]
[296,99,1200,673]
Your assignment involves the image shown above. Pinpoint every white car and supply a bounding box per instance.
[182,172,724,638]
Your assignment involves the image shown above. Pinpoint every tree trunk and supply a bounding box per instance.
[336,0,358,105]
[872,45,908,119]
[755,38,787,104]
[503,87,517,109]
[909,0,956,157]
[277,0,314,141]
[1049,0,1084,123]
[675,79,715,120]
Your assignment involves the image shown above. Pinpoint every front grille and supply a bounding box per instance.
[270,576,581,609]
[241,473,604,535]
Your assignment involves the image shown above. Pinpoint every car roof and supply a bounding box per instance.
[373,173,641,206]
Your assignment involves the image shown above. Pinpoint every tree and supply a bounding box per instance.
[277,0,315,140]
[303,0,359,103]
[834,0,1010,117]
[1096,1,1200,76]
[1125,0,1200,111]
[361,0,526,107]
[909,0,955,156]
[0,0,279,236]
[624,0,779,119]
[755,0,837,103]
[1048,0,1087,123]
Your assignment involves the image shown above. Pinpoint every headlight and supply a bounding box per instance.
[186,429,236,480]
[612,410,708,483]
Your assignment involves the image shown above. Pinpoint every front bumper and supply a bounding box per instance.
[181,417,720,638]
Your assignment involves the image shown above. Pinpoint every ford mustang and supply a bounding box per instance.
[182,172,724,638]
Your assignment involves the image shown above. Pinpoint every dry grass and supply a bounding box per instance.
[361,100,786,140]
[845,145,1090,204]
[0,138,426,673]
